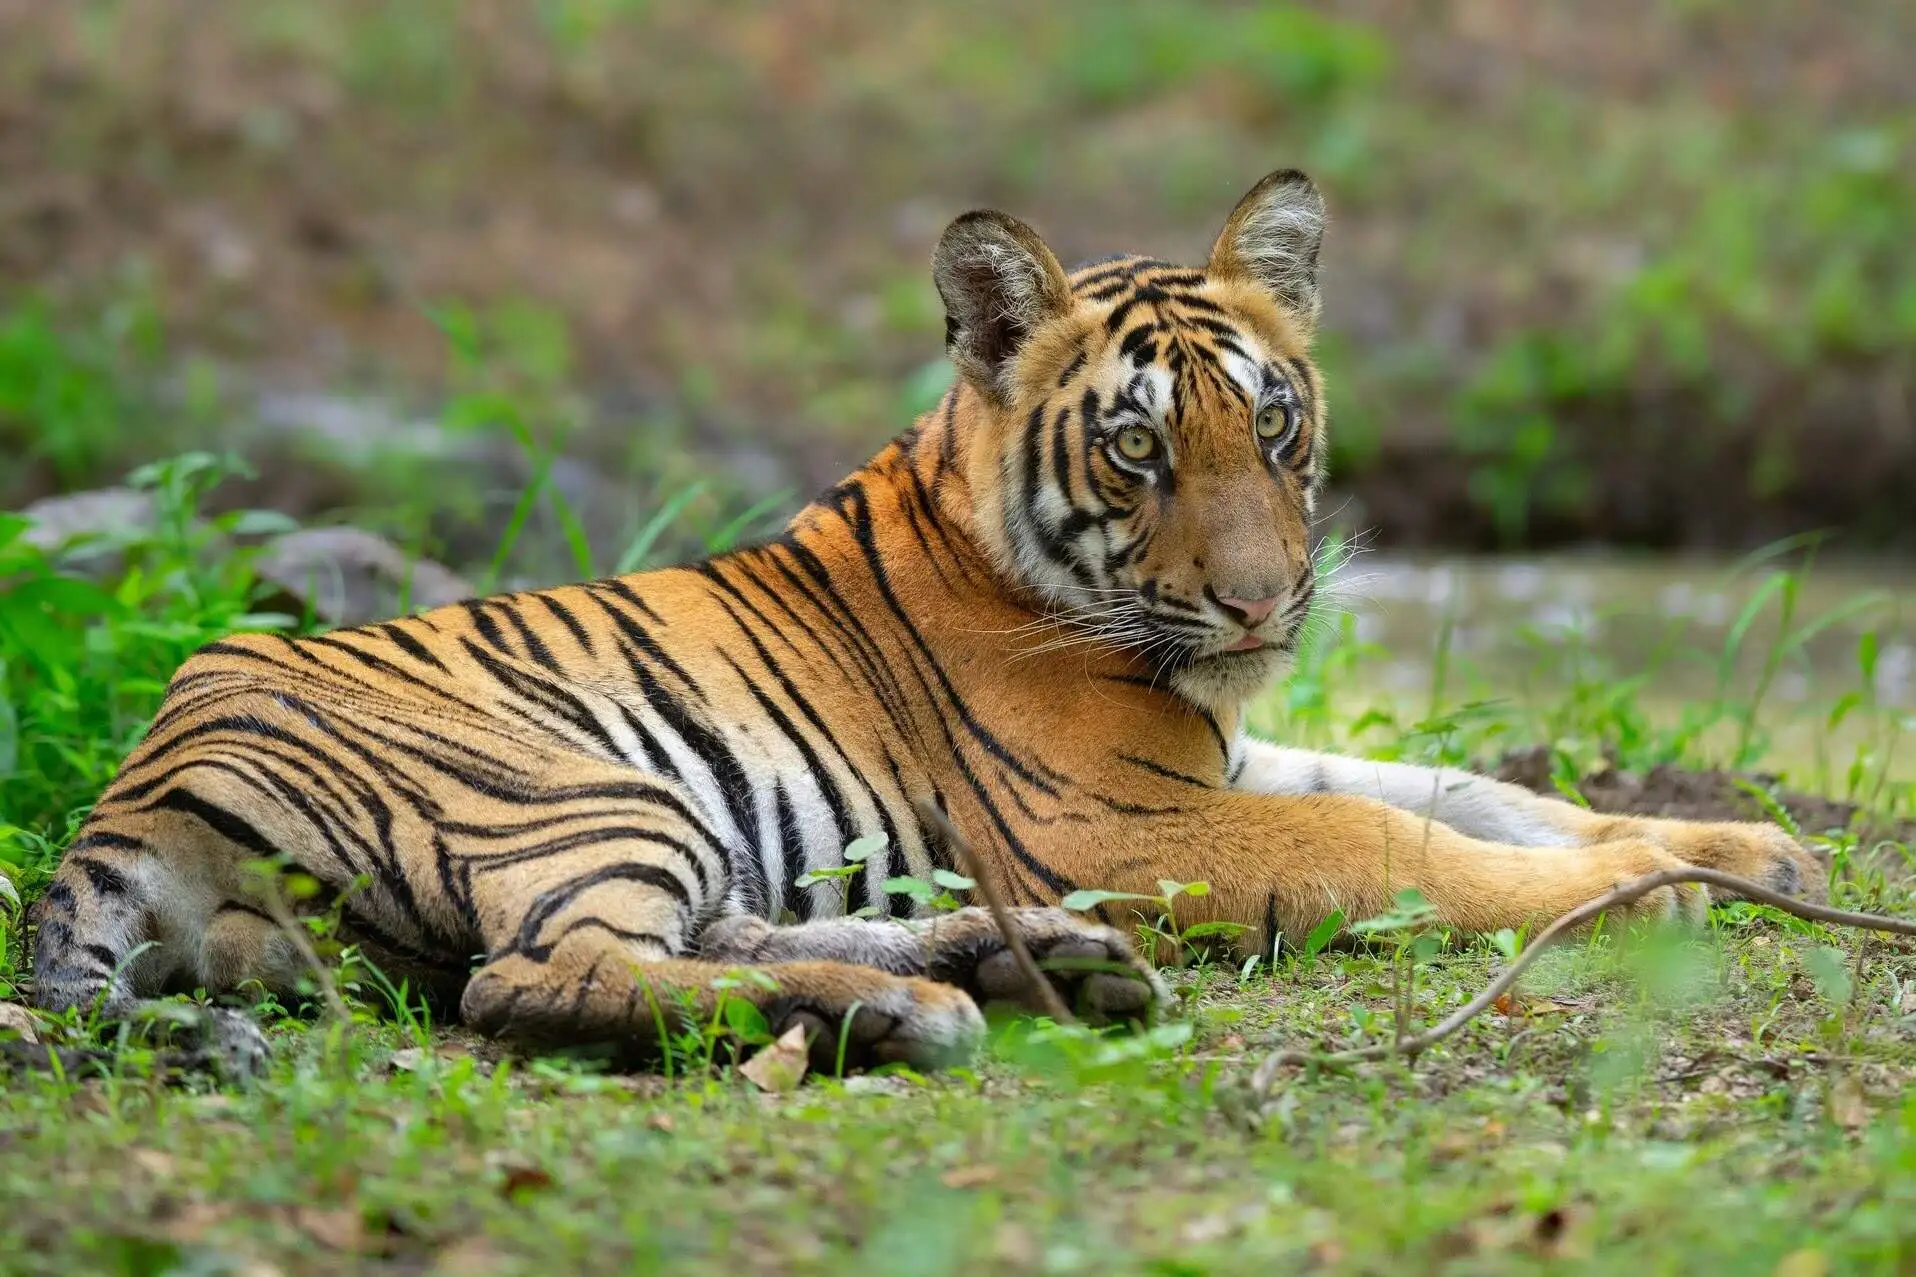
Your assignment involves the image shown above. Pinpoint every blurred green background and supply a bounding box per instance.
[2,0,1912,563]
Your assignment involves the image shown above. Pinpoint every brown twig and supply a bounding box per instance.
[915,799,1078,1026]
[1249,866,1916,1097]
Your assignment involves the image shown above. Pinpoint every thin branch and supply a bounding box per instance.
[1249,866,1916,1097]
[915,799,1077,1026]
[255,883,352,1026]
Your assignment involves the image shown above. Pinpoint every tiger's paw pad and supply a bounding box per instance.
[928,907,1170,1024]
[770,976,984,1073]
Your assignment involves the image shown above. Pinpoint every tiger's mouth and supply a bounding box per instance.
[1165,627,1300,670]
[1201,634,1294,661]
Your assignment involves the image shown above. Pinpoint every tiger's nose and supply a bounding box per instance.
[1216,593,1282,627]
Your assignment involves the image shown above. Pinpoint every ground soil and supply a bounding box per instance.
[1495,746,1916,845]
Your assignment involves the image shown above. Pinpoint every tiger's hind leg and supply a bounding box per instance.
[439,754,985,1072]
[461,951,984,1073]
[698,907,1167,1024]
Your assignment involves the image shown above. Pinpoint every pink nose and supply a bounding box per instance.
[1216,594,1282,627]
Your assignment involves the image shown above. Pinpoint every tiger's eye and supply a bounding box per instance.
[1115,426,1159,462]
[1256,404,1288,440]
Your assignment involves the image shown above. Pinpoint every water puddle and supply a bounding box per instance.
[1266,553,1915,787]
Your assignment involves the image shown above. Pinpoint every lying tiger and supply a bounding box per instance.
[30,170,1822,1071]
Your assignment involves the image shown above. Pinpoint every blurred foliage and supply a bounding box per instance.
[0,291,165,489]
[0,1,1911,548]
[0,455,295,886]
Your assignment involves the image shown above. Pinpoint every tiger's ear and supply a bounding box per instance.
[1207,169,1327,331]
[932,210,1073,407]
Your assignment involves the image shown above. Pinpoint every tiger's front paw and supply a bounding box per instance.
[1644,818,1828,903]
[1608,843,1713,925]
[918,907,1170,1024]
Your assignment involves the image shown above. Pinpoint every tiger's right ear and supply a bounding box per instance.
[1208,169,1327,332]
[932,210,1073,408]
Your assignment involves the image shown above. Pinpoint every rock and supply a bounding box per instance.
[17,487,160,576]
[253,527,473,627]
[0,1003,39,1044]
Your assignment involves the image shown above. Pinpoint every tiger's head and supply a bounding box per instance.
[932,170,1329,714]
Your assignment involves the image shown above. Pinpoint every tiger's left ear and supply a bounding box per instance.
[933,210,1074,408]
[1207,169,1327,332]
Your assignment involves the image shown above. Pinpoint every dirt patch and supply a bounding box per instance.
[1494,747,1916,846]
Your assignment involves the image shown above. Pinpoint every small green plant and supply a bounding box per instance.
[1060,878,1246,967]
[794,833,890,915]
[1347,887,1446,1049]
[0,454,298,880]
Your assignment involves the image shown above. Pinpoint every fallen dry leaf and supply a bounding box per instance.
[295,1206,366,1252]
[940,1165,999,1189]
[432,1236,513,1275]
[1775,1249,1830,1277]
[993,1224,1038,1266]
[841,1074,912,1096]
[130,1148,178,1178]
[1455,1199,1589,1260]
[71,1082,113,1117]
[499,1164,555,1200]
[159,1201,233,1245]
[738,1023,809,1093]
[388,1042,475,1074]
[1830,1075,1869,1132]
[0,1003,39,1044]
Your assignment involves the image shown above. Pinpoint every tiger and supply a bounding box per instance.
[27,169,1823,1073]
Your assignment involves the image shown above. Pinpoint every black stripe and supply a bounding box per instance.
[1118,754,1214,789]
[823,482,1074,895]
[72,857,132,898]
[506,862,693,960]
[463,600,512,652]
[376,622,450,672]
[307,634,445,691]
[775,783,811,921]
[496,599,560,670]
[532,592,597,656]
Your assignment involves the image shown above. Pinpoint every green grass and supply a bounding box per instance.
[4,461,1916,1273]
[7,913,1916,1273]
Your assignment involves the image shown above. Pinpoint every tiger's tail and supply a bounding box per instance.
[29,825,158,1018]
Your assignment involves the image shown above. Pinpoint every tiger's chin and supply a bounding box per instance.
[1166,640,1294,717]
